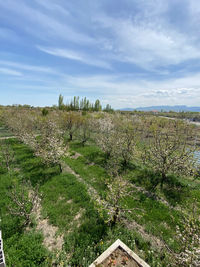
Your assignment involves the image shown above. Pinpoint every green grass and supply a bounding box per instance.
[65,153,182,250]
[1,137,199,266]
[65,156,108,198]
[0,139,57,266]
[40,173,92,231]
[69,141,106,165]
[0,126,13,137]
[67,141,200,252]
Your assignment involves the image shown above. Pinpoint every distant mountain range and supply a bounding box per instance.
[120,105,200,112]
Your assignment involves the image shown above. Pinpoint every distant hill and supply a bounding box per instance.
[120,108,134,111]
[120,106,200,112]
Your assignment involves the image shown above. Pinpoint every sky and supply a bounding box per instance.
[1,0,200,108]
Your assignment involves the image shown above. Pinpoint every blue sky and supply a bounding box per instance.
[1,0,200,108]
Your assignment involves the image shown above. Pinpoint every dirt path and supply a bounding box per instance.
[0,136,16,140]
[129,183,182,212]
[32,195,64,251]
[123,220,166,250]
[62,163,106,206]
[62,162,166,251]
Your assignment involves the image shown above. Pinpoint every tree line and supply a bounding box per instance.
[58,94,113,112]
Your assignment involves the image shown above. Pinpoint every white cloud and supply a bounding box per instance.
[0,60,56,74]
[34,0,70,16]
[58,71,200,108]
[94,15,200,70]
[0,68,22,76]
[0,0,95,44]
[37,46,112,69]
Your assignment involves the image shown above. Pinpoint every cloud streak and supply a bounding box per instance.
[1,0,200,107]
[0,67,23,76]
[0,60,56,74]
[37,46,112,69]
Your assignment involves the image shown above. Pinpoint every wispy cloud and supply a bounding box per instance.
[37,46,112,69]
[94,14,200,71]
[0,0,95,44]
[1,0,200,107]
[59,71,200,108]
[0,67,23,76]
[34,0,70,16]
[0,60,58,74]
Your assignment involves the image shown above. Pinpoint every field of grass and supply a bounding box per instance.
[66,144,182,247]
[0,124,14,137]
[1,137,200,266]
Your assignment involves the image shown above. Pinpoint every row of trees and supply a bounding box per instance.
[1,107,200,266]
[1,108,96,172]
[95,114,198,188]
[1,108,199,187]
[58,95,113,112]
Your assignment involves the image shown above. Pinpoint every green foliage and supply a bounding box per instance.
[41,108,48,116]
[103,104,113,112]
[5,232,48,267]
[57,95,111,112]
[65,213,107,265]
[58,94,64,110]
[139,118,198,188]
[65,156,108,198]
[40,173,91,230]
[0,125,13,137]
[1,108,200,267]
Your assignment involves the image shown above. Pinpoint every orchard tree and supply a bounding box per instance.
[0,141,15,171]
[77,117,92,146]
[7,180,39,227]
[96,116,121,159]
[2,109,68,172]
[117,119,138,167]
[97,114,138,169]
[140,119,198,188]
[175,215,200,266]
[2,108,35,138]
[95,175,129,227]
[59,112,81,141]
[33,119,68,172]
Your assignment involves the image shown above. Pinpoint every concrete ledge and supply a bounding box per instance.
[0,231,6,267]
[89,239,150,267]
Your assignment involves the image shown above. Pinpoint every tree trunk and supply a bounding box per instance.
[82,139,86,146]
[69,133,73,141]
[58,163,62,173]
[160,172,166,189]
[111,207,119,227]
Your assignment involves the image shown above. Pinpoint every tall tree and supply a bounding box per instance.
[94,99,102,111]
[58,94,64,110]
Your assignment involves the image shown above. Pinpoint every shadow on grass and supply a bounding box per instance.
[64,209,108,266]
[6,138,60,186]
[130,167,161,191]
[163,175,190,206]
[130,167,190,206]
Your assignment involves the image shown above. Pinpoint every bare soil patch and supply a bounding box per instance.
[32,195,64,251]
[62,162,166,251]
[70,152,81,159]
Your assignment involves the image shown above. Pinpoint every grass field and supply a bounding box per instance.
[0,124,14,137]
[1,138,200,266]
